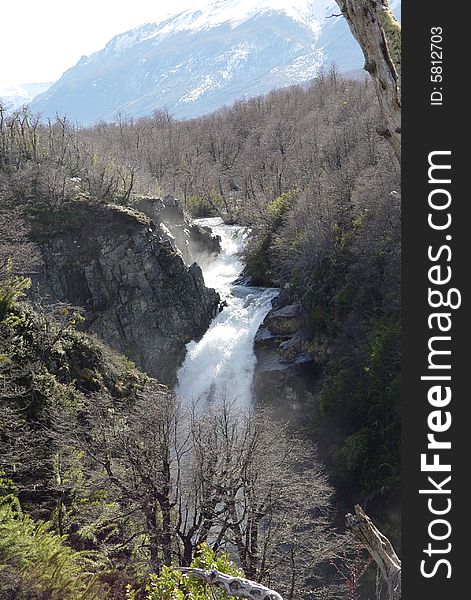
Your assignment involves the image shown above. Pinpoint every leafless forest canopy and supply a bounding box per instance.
[0,69,400,599]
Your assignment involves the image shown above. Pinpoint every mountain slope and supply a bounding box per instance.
[0,82,52,110]
[30,0,400,124]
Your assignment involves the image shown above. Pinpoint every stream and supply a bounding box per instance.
[175,217,278,408]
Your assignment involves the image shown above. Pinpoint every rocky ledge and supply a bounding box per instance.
[254,298,321,411]
[134,195,221,265]
[30,200,220,384]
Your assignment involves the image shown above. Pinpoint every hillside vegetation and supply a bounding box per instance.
[0,277,342,598]
[0,69,399,597]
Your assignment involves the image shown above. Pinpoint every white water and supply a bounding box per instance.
[175,217,277,409]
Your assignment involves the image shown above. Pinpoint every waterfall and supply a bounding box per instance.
[175,217,278,408]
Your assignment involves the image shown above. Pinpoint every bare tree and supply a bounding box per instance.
[50,388,339,597]
[181,402,339,595]
[346,505,401,600]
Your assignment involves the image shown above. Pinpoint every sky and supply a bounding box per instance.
[0,0,198,90]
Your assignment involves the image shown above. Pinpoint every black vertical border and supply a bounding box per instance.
[402,1,468,597]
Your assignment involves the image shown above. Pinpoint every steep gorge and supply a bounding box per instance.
[176,217,278,408]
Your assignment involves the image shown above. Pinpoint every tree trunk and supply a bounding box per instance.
[346,505,401,600]
[182,536,194,567]
[160,495,173,567]
[334,0,401,162]
[146,507,161,573]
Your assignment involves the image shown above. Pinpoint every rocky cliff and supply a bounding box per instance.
[30,200,220,384]
[133,195,221,265]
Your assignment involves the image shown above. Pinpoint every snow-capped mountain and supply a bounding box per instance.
[30,0,401,124]
[1,82,52,110]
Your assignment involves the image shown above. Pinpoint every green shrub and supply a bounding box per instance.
[134,543,242,600]
[0,477,103,600]
[185,195,216,218]
[0,259,31,322]
[244,232,273,286]
[317,316,400,501]
[245,192,297,286]
[266,191,295,226]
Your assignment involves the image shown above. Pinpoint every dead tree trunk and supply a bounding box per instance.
[178,568,283,600]
[334,0,401,162]
[346,505,401,600]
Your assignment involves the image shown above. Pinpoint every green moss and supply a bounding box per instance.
[27,199,90,238]
[111,204,151,226]
[379,6,401,76]
[244,192,298,286]
[332,222,352,252]
[28,199,151,241]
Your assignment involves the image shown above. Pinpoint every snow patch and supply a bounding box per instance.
[216,42,254,80]
[180,75,218,103]
[139,0,333,42]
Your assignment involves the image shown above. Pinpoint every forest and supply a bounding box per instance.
[0,59,400,599]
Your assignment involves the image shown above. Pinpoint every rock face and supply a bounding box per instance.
[264,304,305,335]
[254,297,321,412]
[134,196,221,265]
[31,201,220,384]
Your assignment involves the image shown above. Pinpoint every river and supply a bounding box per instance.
[175,217,277,408]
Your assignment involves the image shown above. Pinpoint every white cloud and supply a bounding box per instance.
[0,0,196,88]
